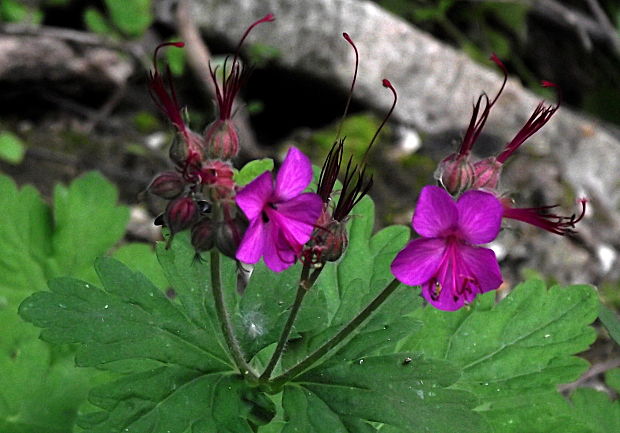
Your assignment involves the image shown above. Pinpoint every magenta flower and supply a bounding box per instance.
[391,185,503,311]
[236,147,323,272]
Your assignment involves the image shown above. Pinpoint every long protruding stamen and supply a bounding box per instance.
[488,53,508,107]
[336,32,359,140]
[360,79,397,167]
[153,42,185,75]
[503,198,587,235]
[234,13,275,57]
[496,81,560,164]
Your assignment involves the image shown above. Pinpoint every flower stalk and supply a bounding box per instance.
[270,277,401,388]
[210,250,258,381]
[260,265,323,381]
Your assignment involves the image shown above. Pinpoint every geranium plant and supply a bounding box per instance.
[15,14,620,433]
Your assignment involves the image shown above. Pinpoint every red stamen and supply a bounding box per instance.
[496,82,560,164]
[360,79,397,166]
[234,13,275,56]
[336,32,359,140]
[457,54,508,157]
[503,199,587,236]
[148,42,188,135]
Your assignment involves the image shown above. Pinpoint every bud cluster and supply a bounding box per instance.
[435,54,586,236]
[147,15,275,257]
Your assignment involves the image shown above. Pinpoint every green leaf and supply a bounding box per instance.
[0,131,25,164]
[0,0,29,23]
[156,231,237,342]
[0,172,129,432]
[104,0,152,37]
[234,158,274,186]
[112,242,168,289]
[281,196,416,368]
[284,353,489,433]
[235,261,327,360]
[0,336,92,433]
[51,172,129,281]
[404,280,599,433]
[83,8,114,36]
[0,171,128,295]
[599,303,620,345]
[606,368,620,394]
[18,256,264,432]
[567,387,620,433]
[79,371,256,433]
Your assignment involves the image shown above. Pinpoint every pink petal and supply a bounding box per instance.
[236,171,274,220]
[457,190,503,244]
[412,186,458,238]
[274,147,313,201]
[271,193,323,244]
[420,243,501,311]
[459,245,502,296]
[236,218,267,264]
[263,224,298,272]
[391,238,446,286]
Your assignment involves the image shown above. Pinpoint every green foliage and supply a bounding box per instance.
[284,353,488,433]
[0,0,42,24]
[234,158,274,186]
[599,303,620,345]
[104,0,153,37]
[310,114,381,160]
[83,0,153,38]
[83,8,114,36]
[0,172,130,432]
[404,279,599,433]
[567,381,620,433]
[247,43,281,67]
[0,131,25,165]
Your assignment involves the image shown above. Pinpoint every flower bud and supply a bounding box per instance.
[169,134,189,165]
[434,153,475,196]
[165,197,198,241]
[204,119,240,160]
[471,157,502,191]
[321,221,348,262]
[148,171,185,199]
[215,213,248,259]
[191,218,215,252]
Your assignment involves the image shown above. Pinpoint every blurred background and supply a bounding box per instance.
[0,0,619,390]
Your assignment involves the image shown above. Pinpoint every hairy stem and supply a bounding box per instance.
[260,265,322,381]
[271,278,401,387]
[210,250,258,380]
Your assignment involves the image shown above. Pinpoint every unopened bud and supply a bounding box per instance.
[169,134,189,165]
[191,218,215,252]
[471,157,502,191]
[321,221,348,262]
[204,119,240,160]
[165,197,198,245]
[215,214,248,259]
[148,171,185,199]
[434,153,474,195]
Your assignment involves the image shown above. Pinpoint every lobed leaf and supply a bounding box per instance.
[284,353,489,433]
[404,279,599,432]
